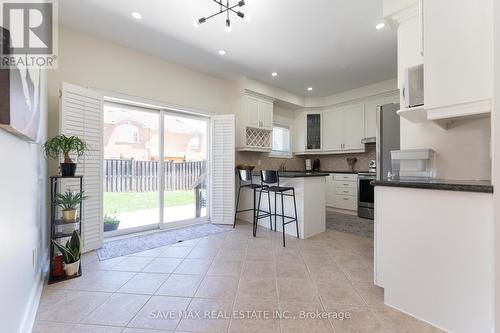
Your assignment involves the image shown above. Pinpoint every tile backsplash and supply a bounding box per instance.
[236,144,375,172]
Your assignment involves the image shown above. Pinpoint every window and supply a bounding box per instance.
[117,122,139,143]
[271,124,291,157]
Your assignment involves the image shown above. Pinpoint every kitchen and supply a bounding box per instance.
[234,78,400,238]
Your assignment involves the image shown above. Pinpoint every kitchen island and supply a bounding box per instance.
[236,171,329,239]
[373,180,494,333]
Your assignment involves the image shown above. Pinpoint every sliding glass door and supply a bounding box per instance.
[162,113,208,226]
[103,102,209,236]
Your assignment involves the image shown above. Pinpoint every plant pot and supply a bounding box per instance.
[62,209,77,222]
[51,255,65,277]
[104,221,120,232]
[63,260,80,277]
[60,163,77,176]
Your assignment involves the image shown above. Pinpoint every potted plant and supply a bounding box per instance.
[42,135,89,176]
[52,230,81,277]
[55,190,86,222]
[104,213,120,232]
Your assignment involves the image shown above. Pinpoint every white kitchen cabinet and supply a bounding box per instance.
[325,173,358,212]
[323,109,343,152]
[322,104,365,153]
[242,94,274,130]
[244,95,260,128]
[424,0,493,120]
[236,92,275,151]
[305,112,322,151]
[258,100,273,130]
[343,104,365,151]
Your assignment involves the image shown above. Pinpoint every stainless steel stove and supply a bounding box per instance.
[358,172,376,219]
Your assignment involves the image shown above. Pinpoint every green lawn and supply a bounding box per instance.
[104,191,195,215]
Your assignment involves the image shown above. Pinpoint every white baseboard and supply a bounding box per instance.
[18,255,49,333]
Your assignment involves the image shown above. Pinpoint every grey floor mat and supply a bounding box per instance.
[97,223,231,260]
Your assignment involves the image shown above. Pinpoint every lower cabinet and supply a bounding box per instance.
[326,173,358,211]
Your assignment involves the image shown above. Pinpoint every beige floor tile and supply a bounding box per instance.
[177,298,233,333]
[122,328,173,333]
[159,246,193,258]
[323,303,387,333]
[118,273,169,295]
[71,324,124,333]
[247,237,273,250]
[352,282,384,306]
[307,263,348,282]
[301,249,336,265]
[31,321,74,333]
[186,246,219,259]
[46,270,103,291]
[81,293,150,326]
[174,258,212,275]
[279,300,334,333]
[221,237,249,249]
[237,278,278,301]
[230,297,280,333]
[207,259,243,277]
[128,295,191,330]
[277,278,320,303]
[195,276,239,300]
[81,256,125,271]
[371,304,445,333]
[82,270,135,292]
[142,258,182,274]
[36,290,111,323]
[245,248,275,262]
[276,262,309,279]
[129,247,167,257]
[111,256,154,272]
[315,280,364,306]
[274,249,303,263]
[216,248,247,261]
[341,264,374,283]
[241,261,276,279]
[156,274,203,297]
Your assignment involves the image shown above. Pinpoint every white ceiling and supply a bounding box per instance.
[59,0,397,97]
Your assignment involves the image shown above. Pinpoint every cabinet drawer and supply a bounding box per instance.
[335,187,356,196]
[334,180,357,190]
[334,195,357,211]
[333,174,358,182]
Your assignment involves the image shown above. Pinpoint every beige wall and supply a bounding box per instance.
[47,26,238,139]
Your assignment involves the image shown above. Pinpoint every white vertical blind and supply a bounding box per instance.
[210,115,235,225]
[60,83,103,252]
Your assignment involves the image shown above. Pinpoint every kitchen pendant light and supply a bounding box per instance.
[195,0,246,32]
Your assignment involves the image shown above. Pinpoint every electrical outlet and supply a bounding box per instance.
[257,159,261,166]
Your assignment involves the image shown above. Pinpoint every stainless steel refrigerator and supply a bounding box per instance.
[376,103,400,180]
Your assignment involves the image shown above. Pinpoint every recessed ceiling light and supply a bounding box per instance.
[218,50,227,56]
[307,87,313,91]
[131,11,142,20]
[271,72,278,77]
[376,22,385,30]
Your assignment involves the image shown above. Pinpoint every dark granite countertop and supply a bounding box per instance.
[372,178,493,193]
[284,170,369,174]
[251,171,329,178]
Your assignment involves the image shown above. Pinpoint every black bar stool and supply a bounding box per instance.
[257,170,299,247]
[233,169,269,235]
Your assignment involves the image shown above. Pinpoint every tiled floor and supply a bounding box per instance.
[34,222,444,333]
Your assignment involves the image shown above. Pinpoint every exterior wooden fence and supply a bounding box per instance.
[104,159,207,193]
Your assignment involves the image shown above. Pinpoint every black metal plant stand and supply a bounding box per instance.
[48,175,83,284]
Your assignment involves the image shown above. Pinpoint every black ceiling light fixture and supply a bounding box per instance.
[194,0,246,32]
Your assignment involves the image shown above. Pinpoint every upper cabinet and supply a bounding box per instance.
[323,104,365,153]
[424,0,493,120]
[236,92,274,152]
[243,95,273,131]
[295,102,369,155]
[305,112,322,151]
